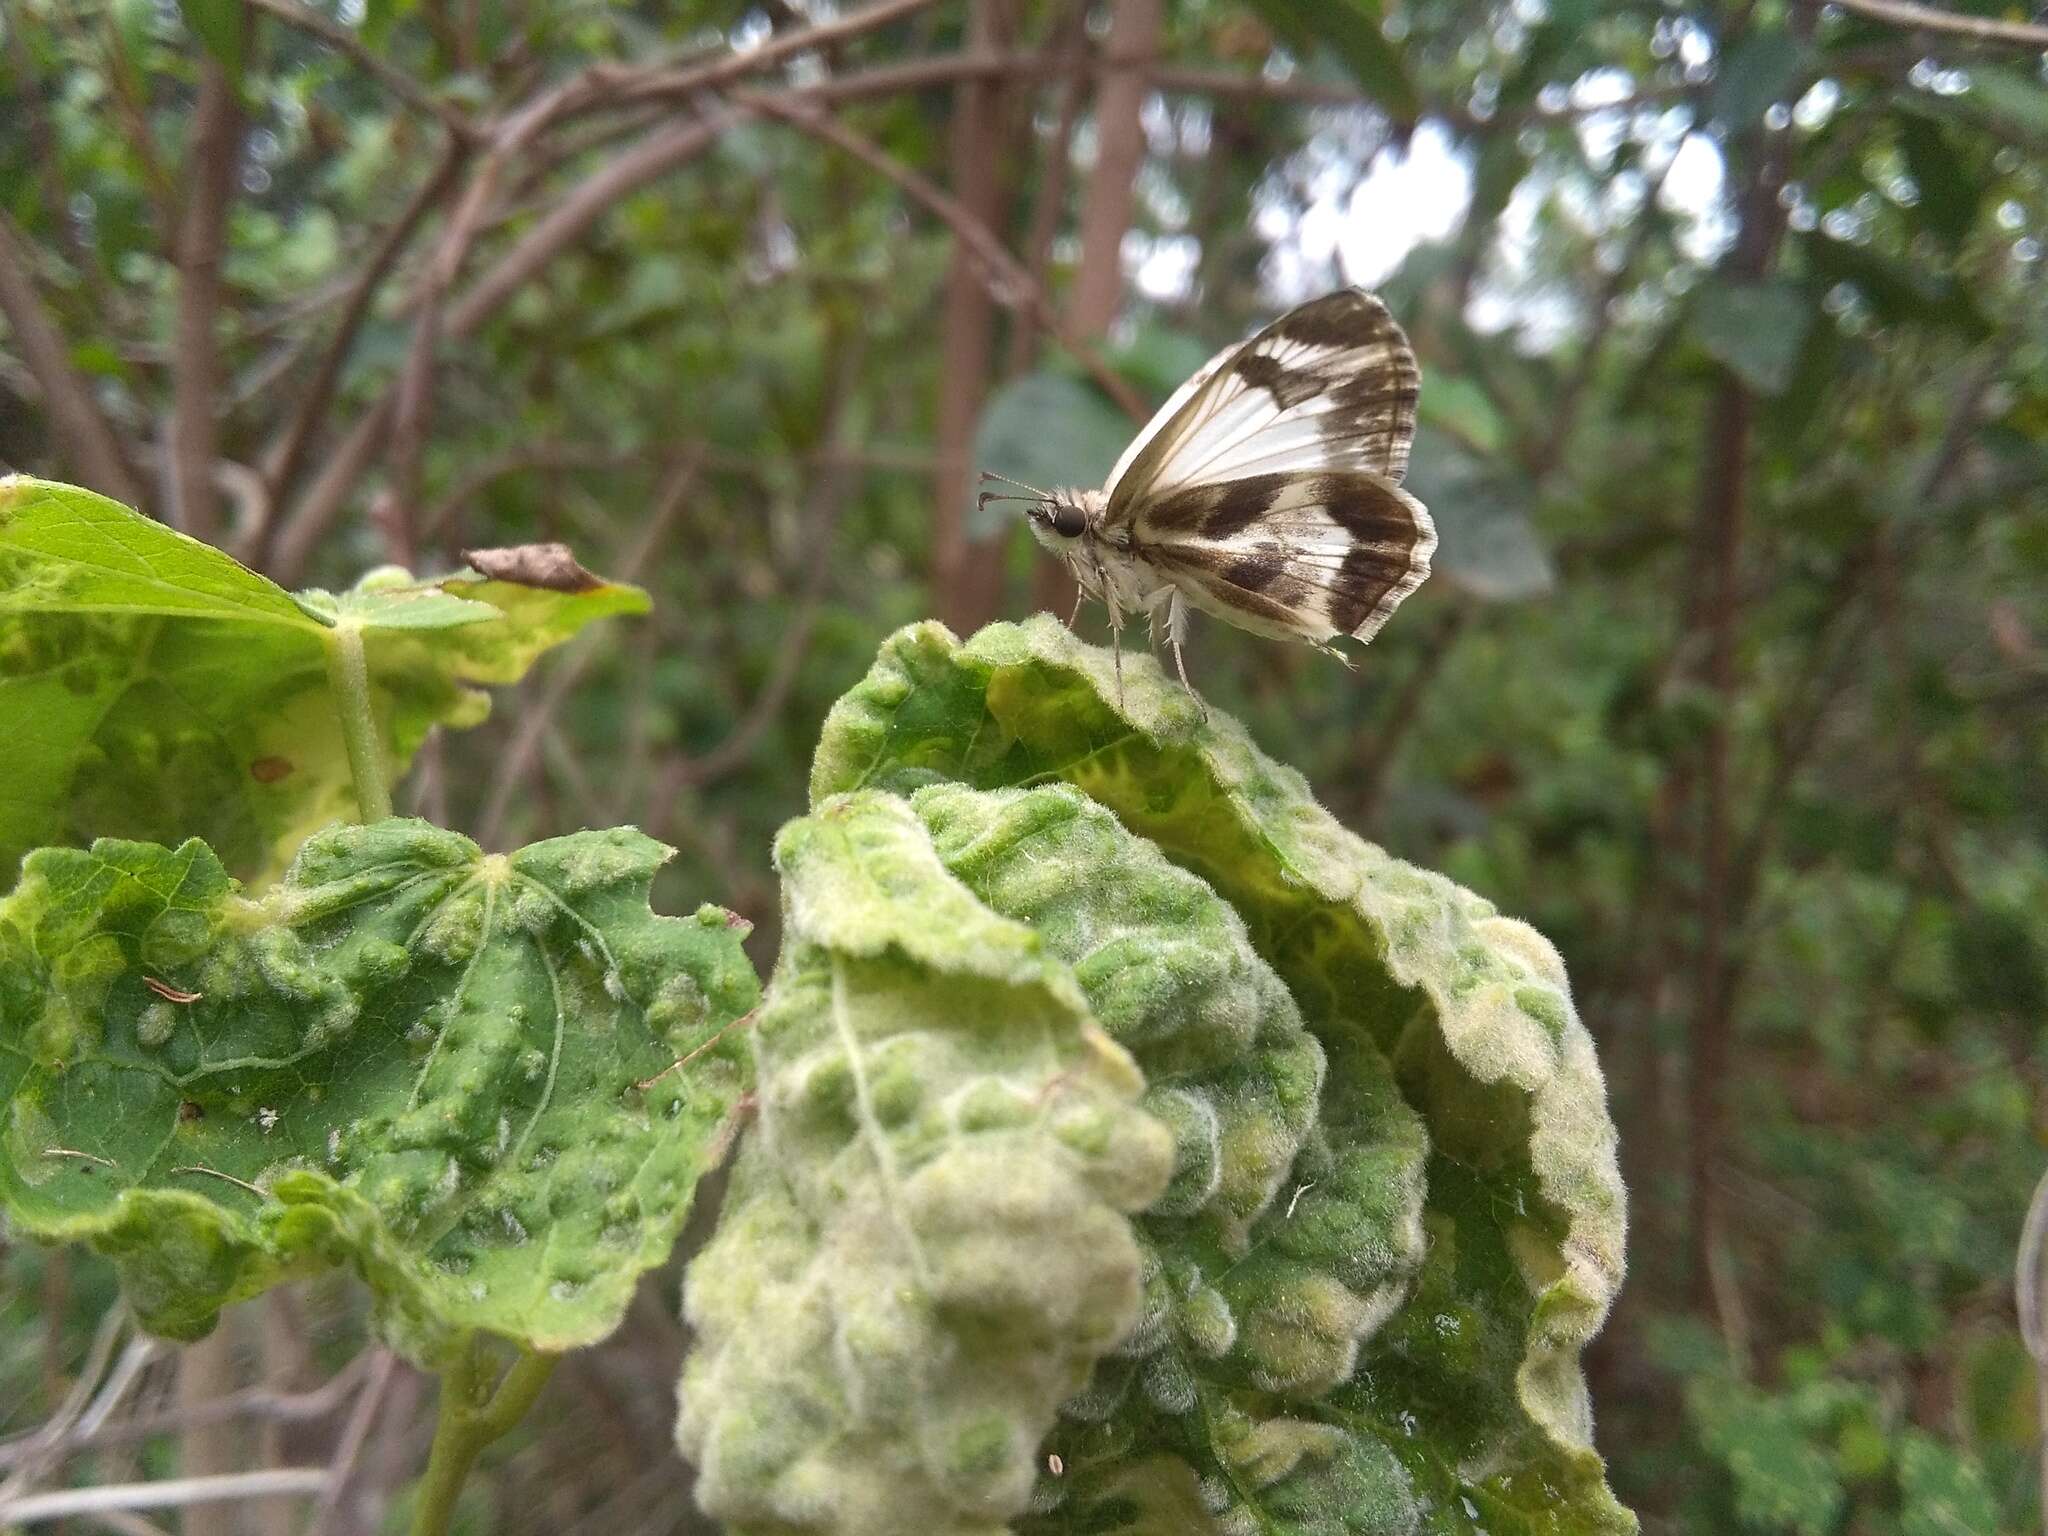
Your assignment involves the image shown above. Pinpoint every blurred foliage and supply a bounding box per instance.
[0,0,2045,1532]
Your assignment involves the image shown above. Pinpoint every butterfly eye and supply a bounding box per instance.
[1048,503,1088,538]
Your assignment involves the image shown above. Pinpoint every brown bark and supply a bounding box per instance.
[1043,0,1160,616]
[0,214,146,507]
[1683,111,1793,1316]
[1684,375,1752,1312]
[169,52,245,543]
[255,1292,317,1536]
[931,0,1017,635]
[1068,0,1160,336]
[177,1323,243,1534]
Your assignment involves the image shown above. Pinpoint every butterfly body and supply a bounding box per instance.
[990,287,1436,697]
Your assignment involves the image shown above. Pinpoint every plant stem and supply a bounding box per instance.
[323,621,393,822]
[409,1339,557,1536]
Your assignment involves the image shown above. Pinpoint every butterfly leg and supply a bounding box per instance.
[1164,589,1206,720]
[1089,545,1127,709]
[1066,584,1086,630]
[1312,639,1359,672]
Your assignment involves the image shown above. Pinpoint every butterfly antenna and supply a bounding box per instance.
[979,469,1056,499]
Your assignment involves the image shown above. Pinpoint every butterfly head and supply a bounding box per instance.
[979,472,1105,552]
[1022,489,1104,553]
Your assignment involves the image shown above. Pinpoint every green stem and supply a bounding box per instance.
[323,620,392,821]
[410,1338,558,1536]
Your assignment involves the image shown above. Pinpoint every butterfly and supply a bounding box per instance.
[981,287,1435,703]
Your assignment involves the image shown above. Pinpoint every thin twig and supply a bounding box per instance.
[87,9,176,232]
[0,1355,373,1471]
[0,214,145,507]
[258,136,468,543]
[0,1308,132,1506]
[594,0,946,117]
[306,1350,398,1536]
[445,111,735,338]
[1815,0,2048,48]
[473,452,702,848]
[0,1470,331,1525]
[744,93,1149,422]
[244,0,478,138]
[644,336,869,832]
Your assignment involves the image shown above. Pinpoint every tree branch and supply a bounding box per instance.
[931,0,1018,635]
[1068,0,1159,336]
[0,215,145,507]
[168,51,245,541]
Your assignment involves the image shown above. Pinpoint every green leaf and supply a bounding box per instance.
[806,619,1635,1533]
[968,372,1132,539]
[1951,67,2048,142]
[0,820,759,1364]
[1418,374,1510,455]
[1684,1378,1872,1536]
[677,791,1173,1534]
[1692,280,1815,396]
[0,479,648,887]
[0,476,322,631]
[1895,108,1983,248]
[1405,426,1555,601]
[1710,28,1804,129]
[1897,1432,2000,1536]
[1801,235,1993,340]
[1243,0,1420,125]
[177,0,244,84]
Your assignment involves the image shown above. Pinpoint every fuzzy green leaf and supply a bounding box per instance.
[913,782,1433,1535]
[808,618,1634,1533]
[0,478,648,887]
[0,820,758,1365]
[678,791,1175,1536]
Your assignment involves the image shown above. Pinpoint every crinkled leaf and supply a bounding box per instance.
[0,478,647,886]
[0,820,758,1365]
[808,618,1633,1533]
[678,791,1174,1536]
[912,783,1432,1535]
[968,372,1132,539]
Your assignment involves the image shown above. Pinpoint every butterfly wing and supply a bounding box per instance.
[1105,288,1433,645]
[1140,471,1433,644]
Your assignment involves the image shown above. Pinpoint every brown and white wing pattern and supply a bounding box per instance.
[1138,471,1433,645]
[1105,288,1434,646]
[1105,287,1422,519]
